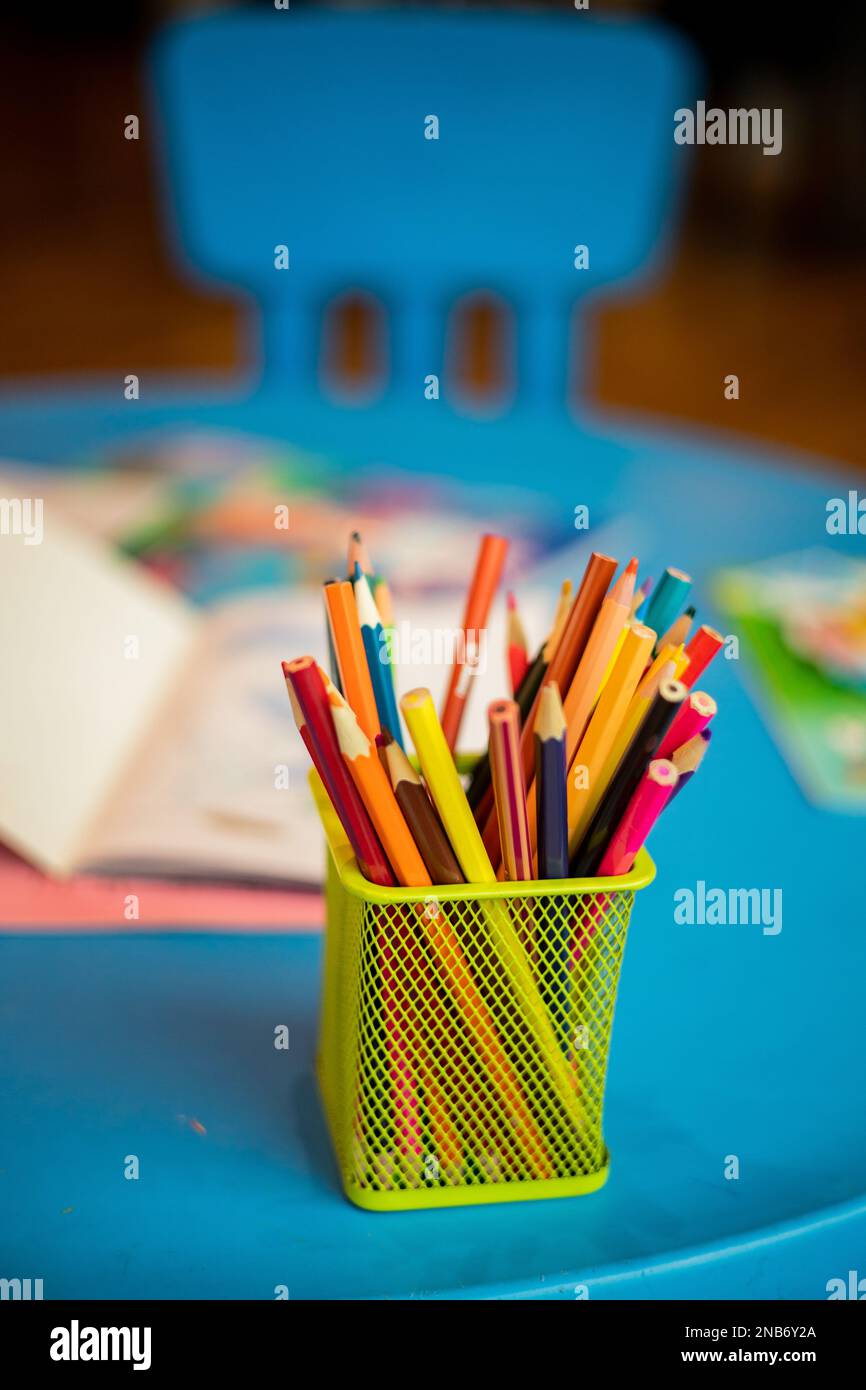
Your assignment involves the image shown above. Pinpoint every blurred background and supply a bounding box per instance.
[2,0,865,467]
[4,1,866,1303]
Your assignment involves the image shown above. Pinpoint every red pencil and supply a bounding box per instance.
[506,591,529,696]
[681,625,724,689]
[440,533,509,752]
[282,656,394,887]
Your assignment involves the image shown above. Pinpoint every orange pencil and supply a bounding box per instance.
[545,579,573,662]
[331,702,428,885]
[561,558,639,755]
[657,605,695,654]
[563,621,656,857]
[440,533,509,751]
[483,551,617,866]
[324,578,380,741]
[523,558,637,862]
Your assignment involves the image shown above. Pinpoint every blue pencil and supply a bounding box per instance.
[536,682,569,879]
[535,680,570,1050]
[353,563,405,749]
[644,566,692,644]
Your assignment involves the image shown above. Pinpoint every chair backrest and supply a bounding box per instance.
[151,8,695,408]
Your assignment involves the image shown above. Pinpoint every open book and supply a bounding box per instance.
[0,496,328,884]
[0,483,563,885]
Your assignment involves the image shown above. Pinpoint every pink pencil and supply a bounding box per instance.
[657,690,717,760]
[488,699,533,881]
[597,759,679,877]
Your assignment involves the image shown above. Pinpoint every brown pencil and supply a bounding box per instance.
[481,550,617,866]
[378,731,464,886]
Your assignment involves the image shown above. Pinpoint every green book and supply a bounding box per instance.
[714,549,866,814]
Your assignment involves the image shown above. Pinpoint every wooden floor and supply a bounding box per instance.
[1,39,863,473]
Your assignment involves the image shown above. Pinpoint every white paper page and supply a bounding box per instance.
[0,483,197,875]
[81,589,330,883]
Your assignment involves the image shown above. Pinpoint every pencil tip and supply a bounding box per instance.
[352,560,363,581]
[626,556,638,575]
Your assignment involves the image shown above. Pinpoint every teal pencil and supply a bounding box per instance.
[354,563,404,748]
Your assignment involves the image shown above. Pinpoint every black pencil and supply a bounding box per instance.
[570,678,687,876]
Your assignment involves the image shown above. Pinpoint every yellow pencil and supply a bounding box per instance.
[645,641,687,689]
[596,625,627,695]
[400,688,584,1131]
[526,558,638,864]
[563,623,656,856]
[596,656,677,799]
[543,579,573,662]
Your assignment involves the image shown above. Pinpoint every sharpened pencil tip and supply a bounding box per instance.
[626,556,638,575]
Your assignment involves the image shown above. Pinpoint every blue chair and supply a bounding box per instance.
[151,9,693,409]
[2,9,864,1300]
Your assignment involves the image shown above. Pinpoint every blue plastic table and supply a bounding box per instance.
[2,387,865,1298]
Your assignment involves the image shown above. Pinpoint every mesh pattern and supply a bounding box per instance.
[318,850,637,1207]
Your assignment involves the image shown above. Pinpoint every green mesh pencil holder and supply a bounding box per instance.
[311,768,655,1212]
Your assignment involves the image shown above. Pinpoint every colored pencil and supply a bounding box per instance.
[353,563,404,748]
[681,625,724,688]
[440,533,509,751]
[331,698,433,1182]
[347,529,371,577]
[467,644,543,818]
[400,687,585,1132]
[546,579,573,661]
[324,589,343,694]
[597,759,679,876]
[488,699,532,881]
[283,656,394,887]
[513,552,618,790]
[644,567,692,642]
[379,731,463,885]
[564,621,656,857]
[643,640,687,687]
[522,558,637,867]
[284,668,331,789]
[657,604,695,654]
[570,677,687,876]
[466,581,568,816]
[595,656,676,803]
[630,575,653,619]
[506,592,530,696]
[596,625,627,695]
[488,552,617,865]
[324,578,380,741]
[669,728,711,799]
[534,680,570,1048]
[332,701,429,885]
[348,528,394,628]
[535,682,569,880]
[657,690,717,760]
